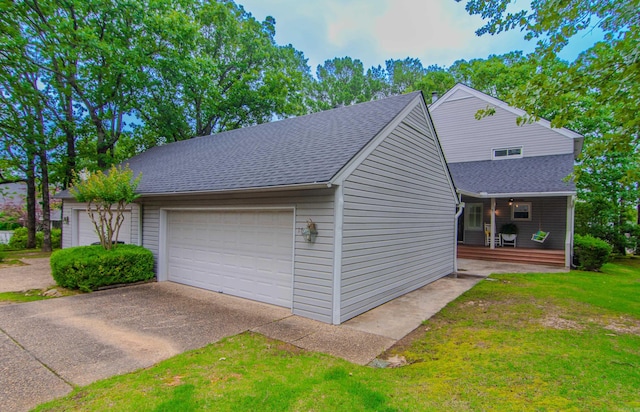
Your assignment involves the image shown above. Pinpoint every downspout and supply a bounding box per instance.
[453,196,465,274]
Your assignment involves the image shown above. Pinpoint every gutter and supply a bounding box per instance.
[57,181,334,200]
[457,189,577,199]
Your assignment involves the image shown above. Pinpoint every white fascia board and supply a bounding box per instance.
[458,188,576,198]
[136,182,332,198]
[418,96,460,204]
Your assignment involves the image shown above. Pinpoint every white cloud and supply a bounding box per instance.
[239,0,596,74]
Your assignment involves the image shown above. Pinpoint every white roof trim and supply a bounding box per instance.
[131,182,332,199]
[418,95,459,203]
[430,83,584,142]
[331,92,459,205]
[330,93,417,184]
[458,189,576,198]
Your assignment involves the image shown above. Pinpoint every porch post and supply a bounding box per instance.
[565,195,575,268]
[490,197,496,249]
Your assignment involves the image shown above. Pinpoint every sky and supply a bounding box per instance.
[238,0,602,75]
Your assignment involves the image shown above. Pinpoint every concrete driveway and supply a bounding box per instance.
[2,257,567,411]
[0,257,56,293]
[0,276,483,411]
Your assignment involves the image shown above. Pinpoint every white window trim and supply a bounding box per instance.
[511,201,532,221]
[465,203,483,231]
[492,146,523,160]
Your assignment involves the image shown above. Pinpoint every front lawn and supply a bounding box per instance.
[35,259,640,411]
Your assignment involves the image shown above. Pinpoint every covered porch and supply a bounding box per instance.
[456,193,575,268]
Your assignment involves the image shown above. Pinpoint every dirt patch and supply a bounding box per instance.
[540,314,585,331]
[603,318,640,336]
[379,323,430,360]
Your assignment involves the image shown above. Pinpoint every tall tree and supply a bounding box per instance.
[413,65,456,101]
[138,1,310,146]
[12,0,181,170]
[385,57,427,94]
[311,57,374,111]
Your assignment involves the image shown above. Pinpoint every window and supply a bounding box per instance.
[465,203,483,230]
[511,202,532,221]
[492,147,523,159]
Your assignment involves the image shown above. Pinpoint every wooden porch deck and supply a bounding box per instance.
[457,245,566,267]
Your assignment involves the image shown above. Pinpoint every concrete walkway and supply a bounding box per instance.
[0,259,564,411]
[0,258,56,293]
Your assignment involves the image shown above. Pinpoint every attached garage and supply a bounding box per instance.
[164,209,294,308]
[61,91,459,324]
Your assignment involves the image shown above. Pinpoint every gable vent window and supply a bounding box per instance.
[492,147,523,160]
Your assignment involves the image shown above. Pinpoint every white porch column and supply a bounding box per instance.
[490,197,496,249]
[565,195,575,268]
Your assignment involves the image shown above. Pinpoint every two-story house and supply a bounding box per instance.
[430,84,583,267]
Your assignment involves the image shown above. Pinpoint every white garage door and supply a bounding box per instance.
[77,210,132,246]
[166,209,294,308]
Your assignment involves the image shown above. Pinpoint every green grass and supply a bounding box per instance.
[0,288,80,304]
[0,290,53,303]
[34,259,640,411]
[2,249,53,260]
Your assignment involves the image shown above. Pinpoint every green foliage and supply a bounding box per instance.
[500,222,518,234]
[9,227,40,249]
[8,227,61,250]
[0,249,5,262]
[574,234,613,271]
[50,228,61,249]
[70,165,140,250]
[310,57,381,111]
[50,244,154,292]
[412,66,456,99]
[138,0,309,144]
[0,221,21,230]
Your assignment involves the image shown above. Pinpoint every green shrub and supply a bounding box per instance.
[8,227,62,249]
[9,227,38,249]
[50,244,155,291]
[0,249,5,262]
[0,222,21,230]
[574,234,613,271]
[50,228,61,249]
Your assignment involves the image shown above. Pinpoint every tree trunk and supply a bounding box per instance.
[25,151,37,249]
[36,108,52,252]
[39,152,52,252]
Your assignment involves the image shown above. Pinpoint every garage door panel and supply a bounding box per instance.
[166,210,293,308]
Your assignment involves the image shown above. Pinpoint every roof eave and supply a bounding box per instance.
[458,189,576,198]
[135,181,334,198]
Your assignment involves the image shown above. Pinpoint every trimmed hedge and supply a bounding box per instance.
[50,244,155,291]
[574,234,612,271]
[8,227,61,249]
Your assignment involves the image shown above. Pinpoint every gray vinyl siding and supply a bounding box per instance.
[139,188,336,323]
[340,105,456,322]
[461,195,566,250]
[61,201,140,248]
[431,93,574,163]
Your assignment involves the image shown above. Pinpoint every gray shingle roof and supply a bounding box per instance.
[125,92,421,195]
[447,154,576,195]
